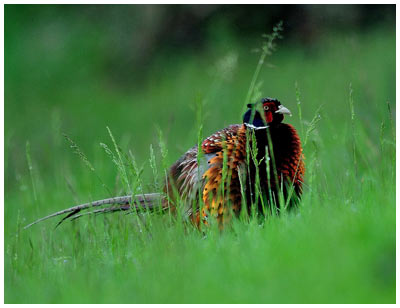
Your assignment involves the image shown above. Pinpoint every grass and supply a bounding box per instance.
[4,12,395,304]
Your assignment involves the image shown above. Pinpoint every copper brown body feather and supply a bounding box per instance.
[166,122,304,227]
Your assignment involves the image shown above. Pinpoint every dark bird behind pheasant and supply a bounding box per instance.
[25,98,305,229]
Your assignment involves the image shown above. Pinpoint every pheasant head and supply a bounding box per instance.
[243,97,292,129]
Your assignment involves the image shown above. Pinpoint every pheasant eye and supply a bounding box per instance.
[264,105,269,111]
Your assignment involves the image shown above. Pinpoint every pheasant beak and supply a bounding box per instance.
[275,105,292,116]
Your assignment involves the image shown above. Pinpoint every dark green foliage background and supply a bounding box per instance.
[5,5,395,303]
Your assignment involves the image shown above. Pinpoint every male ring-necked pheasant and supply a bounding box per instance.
[25,98,304,229]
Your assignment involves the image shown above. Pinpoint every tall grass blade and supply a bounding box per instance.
[64,133,112,195]
[303,105,322,148]
[295,81,305,139]
[348,83,358,175]
[106,126,131,193]
[243,21,283,112]
[25,141,37,202]
[149,144,159,192]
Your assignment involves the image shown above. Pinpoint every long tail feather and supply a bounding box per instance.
[24,193,163,229]
[55,204,132,228]
[71,205,131,220]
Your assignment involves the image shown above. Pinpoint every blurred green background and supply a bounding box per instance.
[5,4,395,303]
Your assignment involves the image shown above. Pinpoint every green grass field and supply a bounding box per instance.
[5,10,395,303]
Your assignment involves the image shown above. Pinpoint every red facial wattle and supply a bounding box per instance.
[263,102,292,124]
[265,111,273,123]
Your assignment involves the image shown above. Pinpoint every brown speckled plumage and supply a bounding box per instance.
[166,120,304,227]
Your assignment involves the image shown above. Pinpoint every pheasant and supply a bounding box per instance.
[24,98,305,229]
